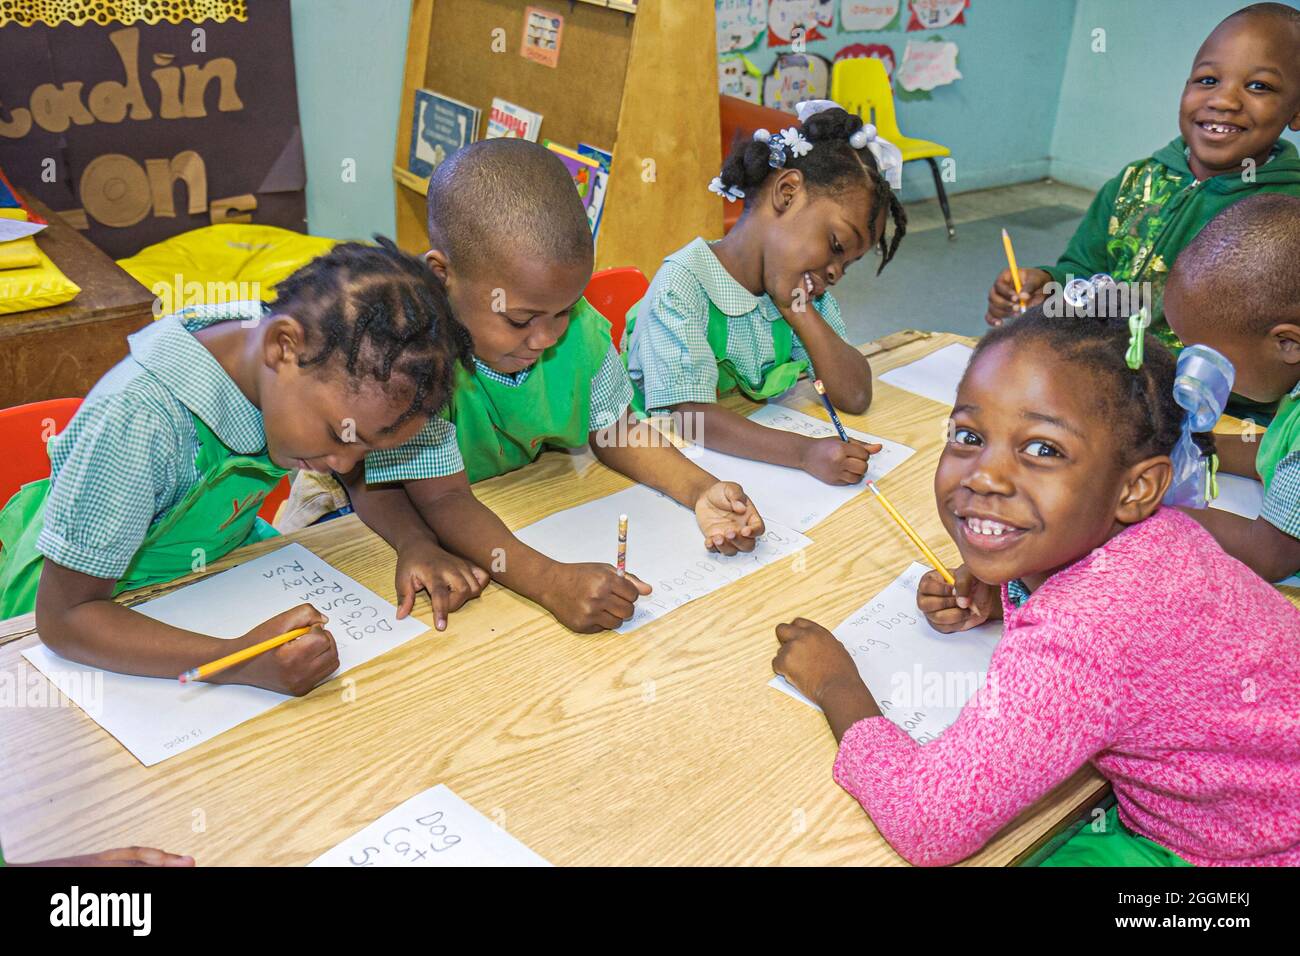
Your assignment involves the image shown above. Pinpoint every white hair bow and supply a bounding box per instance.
[794,99,904,191]
[708,176,745,202]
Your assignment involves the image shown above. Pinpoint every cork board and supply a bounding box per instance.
[421,0,632,151]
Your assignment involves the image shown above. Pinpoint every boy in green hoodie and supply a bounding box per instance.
[985,2,1300,347]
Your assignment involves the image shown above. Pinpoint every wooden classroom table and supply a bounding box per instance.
[0,331,1134,866]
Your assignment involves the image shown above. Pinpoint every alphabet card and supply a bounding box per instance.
[771,562,1002,744]
[310,784,551,867]
[22,543,428,767]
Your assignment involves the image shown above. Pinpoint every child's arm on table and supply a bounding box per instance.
[671,400,880,486]
[773,297,872,413]
[1180,508,1300,582]
[589,409,763,555]
[773,609,1119,866]
[402,472,651,633]
[1212,431,1261,478]
[34,563,338,696]
[336,464,487,629]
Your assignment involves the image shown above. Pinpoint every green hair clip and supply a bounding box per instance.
[1206,452,1220,503]
[1125,308,1148,370]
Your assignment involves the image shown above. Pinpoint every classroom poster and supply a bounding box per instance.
[409,89,479,178]
[0,1,306,258]
[906,0,969,31]
[716,0,767,53]
[520,6,564,68]
[767,0,825,47]
[840,0,901,32]
[718,52,763,103]
[896,38,962,91]
[834,41,898,78]
[762,52,830,111]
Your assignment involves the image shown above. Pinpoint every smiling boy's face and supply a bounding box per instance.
[935,341,1167,589]
[426,249,591,375]
[1179,13,1300,180]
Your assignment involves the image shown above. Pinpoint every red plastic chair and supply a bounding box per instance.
[0,396,288,523]
[0,398,82,508]
[584,266,650,351]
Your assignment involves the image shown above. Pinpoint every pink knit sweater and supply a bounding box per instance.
[833,508,1300,866]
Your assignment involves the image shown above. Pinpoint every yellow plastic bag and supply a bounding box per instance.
[0,240,81,314]
[117,223,339,315]
[0,237,42,270]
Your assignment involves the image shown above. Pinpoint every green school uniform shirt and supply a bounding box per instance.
[1041,137,1300,347]
[1257,380,1300,542]
[364,297,631,484]
[0,302,285,617]
[626,237,849,414]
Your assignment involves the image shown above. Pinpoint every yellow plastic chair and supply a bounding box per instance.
[831,57,956,239]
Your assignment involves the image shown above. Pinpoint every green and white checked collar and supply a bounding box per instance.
[1289,380,1300,401]
[666,237,773,320]
[130,304,270,455]
[474,356,531,386]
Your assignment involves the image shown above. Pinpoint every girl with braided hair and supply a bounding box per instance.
[626,100,907,485]
[774,305,1300,867]
[0,237,474,696]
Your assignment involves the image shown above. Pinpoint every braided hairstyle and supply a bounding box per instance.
[970,305,1215,465]
[270,236,473,433]
[718,106,907,274]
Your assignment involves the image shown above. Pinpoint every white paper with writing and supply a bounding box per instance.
[514,483,810,633]
[685,404,915,532]
[22,543,428,766]
[310,784,550,867]
[1207,473,1264,520]
[771,562,1002,743]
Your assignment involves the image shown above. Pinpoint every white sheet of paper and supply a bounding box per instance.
[684,405,916,532]
[22,543,428,766]
[0,219,45,242]
[309,784,550,867]
[514,484,810,633]
[879,343,973,409]
[1208,473,1264,520]
[771,562,1002,743]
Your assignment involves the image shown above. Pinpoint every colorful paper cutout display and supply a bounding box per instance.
[762,52,830,110]
[906,0,969,31]
[719,52,763,103]
[834,41,897,78]
[840,0,901,32]
[521,6,564,68]
[896,38,962,91]
[716,0,767,53]
[767,0,825,47]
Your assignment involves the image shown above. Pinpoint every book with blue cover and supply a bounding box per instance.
[410,89,481,178]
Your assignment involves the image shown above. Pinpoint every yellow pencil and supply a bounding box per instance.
[178,626,313,684]
[1001,228,1025,314]
[866,480,956,587]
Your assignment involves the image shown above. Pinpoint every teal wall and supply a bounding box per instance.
[735,0,1078,202]
[1051,0,1300,189]
[291,0,410,241]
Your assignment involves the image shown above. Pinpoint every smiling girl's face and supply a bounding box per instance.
[760,174,882,309]
[935,340,1171,590]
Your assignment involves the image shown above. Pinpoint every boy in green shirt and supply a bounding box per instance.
[1164,194,1300,582]
[985,2,1300,347]
[348,139,766,633]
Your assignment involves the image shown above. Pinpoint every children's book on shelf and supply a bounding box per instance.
[409,89,481,178]
[485,98,543,142]
[578,143,612,242]
[543,140,600,213]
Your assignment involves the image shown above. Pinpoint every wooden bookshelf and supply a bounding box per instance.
[392,0,722,276]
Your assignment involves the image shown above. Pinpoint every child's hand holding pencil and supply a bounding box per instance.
[915,565,1001,633]
[185,604,340,697]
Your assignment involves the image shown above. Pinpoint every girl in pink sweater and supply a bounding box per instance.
[773,307,1300,866]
